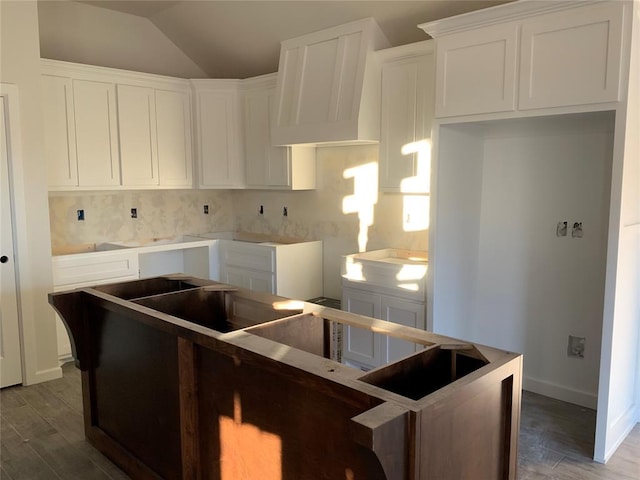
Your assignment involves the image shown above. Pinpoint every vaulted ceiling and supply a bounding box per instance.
[38,0,513,79]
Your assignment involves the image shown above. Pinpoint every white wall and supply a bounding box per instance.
[434,112,615,409]
[0,0,61,384]
[431,125,484,336]
[37,0,207,78]
[595,0,640,461]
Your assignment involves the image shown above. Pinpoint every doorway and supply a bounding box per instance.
[0,88,23,388]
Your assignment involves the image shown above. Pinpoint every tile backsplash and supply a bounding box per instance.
[49,145,428,298]
[49,189,233,247]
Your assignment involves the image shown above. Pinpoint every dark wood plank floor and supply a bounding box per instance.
[1,363,639,479]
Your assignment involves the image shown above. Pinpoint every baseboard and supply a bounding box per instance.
[24,365,63,385]
[523,375,598,409]
[596,403,639,463]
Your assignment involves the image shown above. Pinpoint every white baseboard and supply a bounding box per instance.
[524,375,598,409]
[595,403,639,463]
[24,365,63,385]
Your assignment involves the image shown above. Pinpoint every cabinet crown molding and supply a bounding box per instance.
[41,58,191,90]
[376,40,434,62]
[419,0,607,37]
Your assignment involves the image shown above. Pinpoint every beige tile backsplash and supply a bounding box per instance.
[49,145,428,298]
[48,189,234,247]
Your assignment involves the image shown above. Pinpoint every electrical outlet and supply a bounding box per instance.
[556,221,568,237]
[572,222,583,238]
[283,206,288,217]
[131,208,137,219]
[203,205,209,214]
[567,335,585,358]
[77,209,85,221]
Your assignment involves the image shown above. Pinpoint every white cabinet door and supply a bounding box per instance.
[245,84,289,187]
[222,266,275,294]
[42,74,78,188]
[117,84,159,187]
[72,79,121,187]
[379,52,434,193]
[380,295,425,363]
[193,83,244,188]
[434,23,518,118]
[244,80,316,190]
[518,2,624,110]
[156,89,193,187]
[342,287,382,369]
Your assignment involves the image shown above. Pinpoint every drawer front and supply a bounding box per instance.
[53,251,139,287]
[220,241,275,272]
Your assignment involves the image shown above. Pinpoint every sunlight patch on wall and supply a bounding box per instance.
[399,140,430,233]
[400,139,431,194]
[220,392,283,480]
[342,162,378,252]
[403,195,430,232]
[344,256,365,281]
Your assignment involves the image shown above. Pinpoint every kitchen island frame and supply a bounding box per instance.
[50,275,522,480]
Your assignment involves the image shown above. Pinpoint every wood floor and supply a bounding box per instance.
[1,363,638,479]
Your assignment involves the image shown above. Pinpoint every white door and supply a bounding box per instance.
[0,93,23,388]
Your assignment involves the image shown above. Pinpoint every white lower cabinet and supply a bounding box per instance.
[342,288,381,368]
[222,266,275,294]
[52,250,139,361]
[218,239,323,300]
[342,285,425,370]
[380,295,425,363]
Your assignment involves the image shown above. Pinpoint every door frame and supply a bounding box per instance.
[1,83,62,385]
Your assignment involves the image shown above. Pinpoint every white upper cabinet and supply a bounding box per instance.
[272,17,390,145]
[117,84,158,187]
[72,79,121,188]
[518,2,624,110]
[155,89,193,187]
[244,75,316,190]
[42,74,77,188]
[117,85,193,188]
[192,80,244,189]
[432,23,518,118]
[378,42,435,193]
[42,59,193,190]
[420,1,626,118]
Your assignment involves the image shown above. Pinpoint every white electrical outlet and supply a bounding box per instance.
[567,335,585,358]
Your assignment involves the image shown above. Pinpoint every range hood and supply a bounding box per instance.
[271,18,390,146]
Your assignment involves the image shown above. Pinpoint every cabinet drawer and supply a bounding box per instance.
[220,241,275,272]
[53,251,139,287]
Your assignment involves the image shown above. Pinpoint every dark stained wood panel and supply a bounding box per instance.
[90,307,182,479]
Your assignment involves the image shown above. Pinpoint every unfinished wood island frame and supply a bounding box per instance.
[50,275,522,480]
